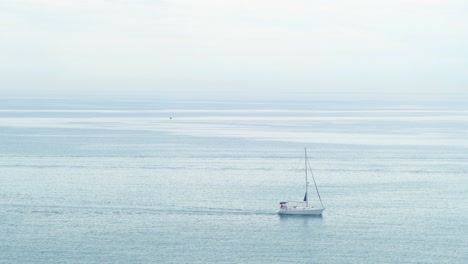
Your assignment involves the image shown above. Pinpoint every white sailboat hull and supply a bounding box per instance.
[278,207,324,215]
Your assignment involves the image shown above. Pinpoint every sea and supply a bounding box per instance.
[1,98,467,263]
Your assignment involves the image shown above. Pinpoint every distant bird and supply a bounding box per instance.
[169,117,172,119]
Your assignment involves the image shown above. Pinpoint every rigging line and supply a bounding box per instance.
[306,158,324,208]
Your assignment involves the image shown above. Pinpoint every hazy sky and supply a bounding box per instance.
[1,0,467,100]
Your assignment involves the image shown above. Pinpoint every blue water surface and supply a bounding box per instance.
[0,99,467,263]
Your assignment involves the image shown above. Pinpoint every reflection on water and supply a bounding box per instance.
[278,214,324,231]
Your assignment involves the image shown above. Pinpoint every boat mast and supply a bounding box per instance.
[305,148,309,207]
[307,156,324,208]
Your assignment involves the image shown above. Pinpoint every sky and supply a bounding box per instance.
[1,0,467,101]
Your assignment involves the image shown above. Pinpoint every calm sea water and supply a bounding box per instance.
[1,99,467,263]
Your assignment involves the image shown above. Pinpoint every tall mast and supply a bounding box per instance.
[305,148,309,207]
[307,156,324,208]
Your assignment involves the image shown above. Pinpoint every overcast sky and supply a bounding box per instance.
[1,0,467,100]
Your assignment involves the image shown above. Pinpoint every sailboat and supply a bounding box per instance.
[278,148,325,215]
